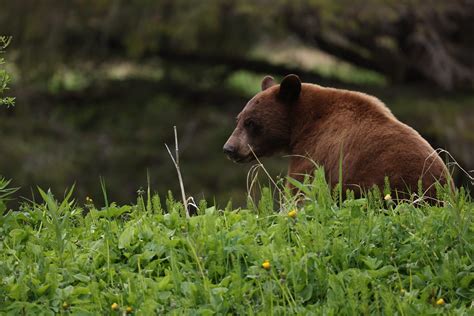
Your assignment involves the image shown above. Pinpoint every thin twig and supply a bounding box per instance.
[165,126,189,218]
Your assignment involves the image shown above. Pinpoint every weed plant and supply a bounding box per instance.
[0,36,14,107]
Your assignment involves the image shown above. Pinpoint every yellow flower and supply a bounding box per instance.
[111,302,119,310]
[288,209,297,218]
[384,194,392,201]
[62,301,69,309]
[126,306,133,314]
[436,298,445,305]
[262,259,271,270]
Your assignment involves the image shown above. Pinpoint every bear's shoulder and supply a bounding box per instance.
[302,83,395,120]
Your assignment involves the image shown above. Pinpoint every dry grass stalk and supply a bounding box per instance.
[165,126,189,218]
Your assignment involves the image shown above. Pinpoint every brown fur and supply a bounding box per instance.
[223,75,450,200]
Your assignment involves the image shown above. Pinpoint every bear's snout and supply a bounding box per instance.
[223,138,252,163]
[223,143,237,157]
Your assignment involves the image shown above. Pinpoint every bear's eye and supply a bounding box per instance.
[244,120,254,128]
[244,119,261,133]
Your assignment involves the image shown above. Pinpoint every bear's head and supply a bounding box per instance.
[223,74,302,163]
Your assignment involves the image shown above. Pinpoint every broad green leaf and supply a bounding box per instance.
[73,274,91,283]
[118,225,135,249]
[9,228,27,242]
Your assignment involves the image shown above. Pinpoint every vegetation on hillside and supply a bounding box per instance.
[0,171,472,314]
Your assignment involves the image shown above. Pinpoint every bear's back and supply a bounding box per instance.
[289,84,449,199]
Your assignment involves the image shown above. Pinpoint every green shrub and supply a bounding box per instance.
[0,36,14,107]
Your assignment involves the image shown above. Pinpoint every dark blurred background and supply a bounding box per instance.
[0,0,473,207]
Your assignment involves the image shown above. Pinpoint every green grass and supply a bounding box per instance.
[0,170,472,315]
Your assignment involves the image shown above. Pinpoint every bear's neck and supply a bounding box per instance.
[288,84,393,155]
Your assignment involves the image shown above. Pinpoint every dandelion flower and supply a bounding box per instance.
[111,303,119,310]
[436,298,445,305]
[262,259,271,270]
[126,306,133,314]
[384,194,392,201]
[288,209,297,218]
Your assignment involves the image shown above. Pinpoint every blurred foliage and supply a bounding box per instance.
[1,0,473,90]
[1,0,269,83]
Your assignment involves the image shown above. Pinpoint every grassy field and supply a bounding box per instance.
[0,171,472,315]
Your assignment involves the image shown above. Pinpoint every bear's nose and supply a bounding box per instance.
[223,144,237,156]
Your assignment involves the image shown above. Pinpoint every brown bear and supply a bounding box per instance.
[223,74,451,201]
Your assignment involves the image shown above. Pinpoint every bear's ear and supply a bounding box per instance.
[278,74,301,103]
[261,76,276,91]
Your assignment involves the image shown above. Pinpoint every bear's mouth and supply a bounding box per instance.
[226,153,255,163]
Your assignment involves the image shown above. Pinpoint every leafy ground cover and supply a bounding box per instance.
[0,171,472,315]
